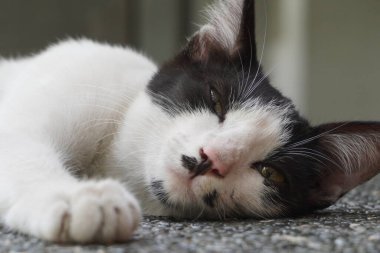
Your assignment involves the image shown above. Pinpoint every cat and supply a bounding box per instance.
[0,0,378,244]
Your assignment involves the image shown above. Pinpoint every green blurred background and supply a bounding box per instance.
[0,0,379,124]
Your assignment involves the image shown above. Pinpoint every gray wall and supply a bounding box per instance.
[308,0,380,124]
[0,0,128,57]
[0,0,209,63]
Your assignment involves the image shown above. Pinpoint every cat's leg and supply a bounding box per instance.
[0,134,141,243]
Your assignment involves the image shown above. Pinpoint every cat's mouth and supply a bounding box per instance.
[148,154,222,210]
[150,174,223,215]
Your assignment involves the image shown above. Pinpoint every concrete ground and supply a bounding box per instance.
[1,176,379,253]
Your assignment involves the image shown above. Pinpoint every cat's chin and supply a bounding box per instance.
[162,167,224,208]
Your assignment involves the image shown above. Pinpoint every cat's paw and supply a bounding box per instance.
[5,180,141,243]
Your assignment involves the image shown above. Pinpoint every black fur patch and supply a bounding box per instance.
[147,56,294,117]
[203,190,218,208]
[181,155,198,171]
[150,180,170,206]
[191,159,213,179]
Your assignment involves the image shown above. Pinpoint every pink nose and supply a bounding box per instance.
[200,147,233,177]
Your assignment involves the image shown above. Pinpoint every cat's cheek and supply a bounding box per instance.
[224,172,266,213]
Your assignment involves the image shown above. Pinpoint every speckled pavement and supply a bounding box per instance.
[1,176,379,253]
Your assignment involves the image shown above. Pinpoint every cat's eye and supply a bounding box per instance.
[258,166,285,184]
[210,88,223,118]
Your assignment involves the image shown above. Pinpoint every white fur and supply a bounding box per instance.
[0,37,288,241]
[198,0,244,51]
[0,39,155,243]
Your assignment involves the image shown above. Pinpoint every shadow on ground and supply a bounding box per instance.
[1,176,379,253]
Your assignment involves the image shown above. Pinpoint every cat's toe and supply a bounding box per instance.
[68,192,104,243]
[96,181,141,242]
[67,180,141,243]
[25,197,71,242]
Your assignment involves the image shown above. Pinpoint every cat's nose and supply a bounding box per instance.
[200,147,233,177]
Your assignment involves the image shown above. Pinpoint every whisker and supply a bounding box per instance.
[75,103,127,117]
[288,123,349,148]
[72,83,133,104]
[244,62,280,100]
[236,50,246,99]
[192,206,206,221]
[243,31,254,90]
[252,0,268,86]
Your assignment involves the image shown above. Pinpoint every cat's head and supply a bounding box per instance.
[135,0,380,218]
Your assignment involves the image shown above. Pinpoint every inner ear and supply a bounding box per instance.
[183,0,257,62]
[306,122,380,209]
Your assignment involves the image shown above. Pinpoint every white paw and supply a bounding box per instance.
[5,180,141,243]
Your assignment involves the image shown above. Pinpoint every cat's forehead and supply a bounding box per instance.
[148,57,293,115]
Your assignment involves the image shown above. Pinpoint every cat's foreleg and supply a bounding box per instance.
[0,134,140,243]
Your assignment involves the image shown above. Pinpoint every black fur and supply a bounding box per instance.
[150,180,170,207]
[148,53,297,121]
[203,190,219,208]
[181,155,198,171]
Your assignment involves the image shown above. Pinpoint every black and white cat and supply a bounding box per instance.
[0,0,378,244]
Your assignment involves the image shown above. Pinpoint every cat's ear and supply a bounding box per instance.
[184,0,257,62]
[307,122,380,209]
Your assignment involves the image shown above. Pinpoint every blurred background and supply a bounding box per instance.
[0,0,379,124]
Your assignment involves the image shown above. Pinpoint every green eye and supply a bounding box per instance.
[260,166,285,184]
[210,88,223,117]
